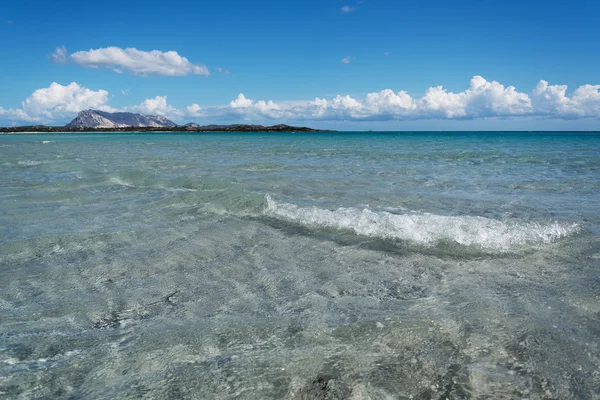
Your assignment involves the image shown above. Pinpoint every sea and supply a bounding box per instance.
[1,132,599,399]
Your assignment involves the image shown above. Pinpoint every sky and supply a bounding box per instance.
[1,0,599,130]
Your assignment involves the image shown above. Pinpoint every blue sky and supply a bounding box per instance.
[1,0,599,130]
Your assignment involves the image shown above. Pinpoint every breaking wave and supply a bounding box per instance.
[264,195,579,251]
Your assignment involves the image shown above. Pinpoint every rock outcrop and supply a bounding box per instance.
[66,110,177,128]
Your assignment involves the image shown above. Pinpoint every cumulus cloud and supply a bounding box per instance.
[0,82,194,123]
[0,82,112,123]
[68,47,209,77]
[418,76,532,119]
[341,5,356,12]
[570,85,600,116]
[50,46,68,64]
[219,76,598,122]
[230,94,254,108]
[533,80,600,118]
[186,104,203,117]
[364,89,415,116]
[227,94,286,119]
[2,77,600,125]
[130,96,182,118]
[15,82,112,122]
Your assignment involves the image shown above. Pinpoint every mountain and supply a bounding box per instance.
[66,110,177,128]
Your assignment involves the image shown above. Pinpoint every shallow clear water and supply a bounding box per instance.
[1,132,599,399]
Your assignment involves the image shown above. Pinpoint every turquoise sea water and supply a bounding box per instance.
[1,132,599,399]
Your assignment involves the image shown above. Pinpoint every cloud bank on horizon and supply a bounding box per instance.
[1,76,599,125]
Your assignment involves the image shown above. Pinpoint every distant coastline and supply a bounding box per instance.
[2,127,600,134]
[0,110,333,134]
[3,110,597,134]
[0,124,333,134]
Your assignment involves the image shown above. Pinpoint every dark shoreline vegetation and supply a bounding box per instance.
[0,124,334,133]
[2,126,600,134]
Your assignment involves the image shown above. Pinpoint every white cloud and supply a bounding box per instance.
[533,81,572,116]
[419,86,466,118]
[570,85,600,116]
[131,96,181,118]
[220,77,597,122]
[364,89,415,116]
[69,47,209,77]
[16,82,112,122]
[2,77,600,125]
[341,56,356,64]
[533,80,600,118]
[186,104,203,117]
[227,94,285,119]
[0,82,112,123]
[467,76,532,116]
[0,83,194,124]
[230,93,254,108]
[419,76,532,119]
[341,5,356,12]
[50,46,68,64]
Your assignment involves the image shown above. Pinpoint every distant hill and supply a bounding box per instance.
[66,110,177,128]
[0,112,333,133]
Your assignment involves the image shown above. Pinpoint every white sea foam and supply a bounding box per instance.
[107,176,136,188]
[17,160,43,166]
[264,195,580,250]
[166,187,198,193]
[42,140,54,144]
